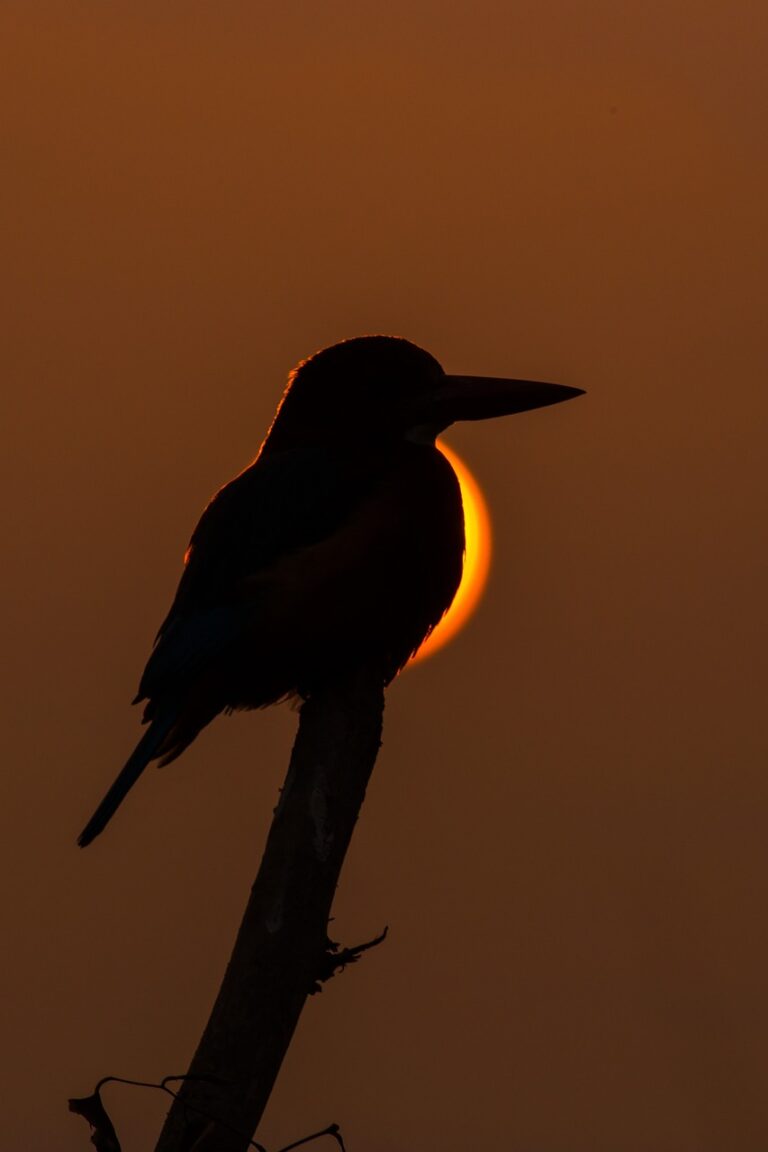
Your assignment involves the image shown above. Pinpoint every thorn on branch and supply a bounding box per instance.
[310,926,389,993]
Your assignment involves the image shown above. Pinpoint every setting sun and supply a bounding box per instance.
[410,440,492,665]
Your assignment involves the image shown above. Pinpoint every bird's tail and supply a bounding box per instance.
[78,713,176,847]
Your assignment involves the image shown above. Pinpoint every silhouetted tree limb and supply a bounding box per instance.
[152,672,386,1152]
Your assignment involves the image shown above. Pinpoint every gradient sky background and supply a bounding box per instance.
[2,3,767,1149]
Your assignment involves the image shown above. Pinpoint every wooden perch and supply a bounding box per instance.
[154,672,386,1152]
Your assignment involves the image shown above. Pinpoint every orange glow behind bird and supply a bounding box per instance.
[410,440,491,664]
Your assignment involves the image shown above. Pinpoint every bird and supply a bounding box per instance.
[78,336,583,846]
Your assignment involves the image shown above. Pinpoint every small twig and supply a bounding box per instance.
[70,1075,269,1152]
[71,1074,348,1152]
[277,1122,347,1152]
[312,927,389,991]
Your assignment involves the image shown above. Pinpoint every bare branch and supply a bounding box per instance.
[154,672,385,1152]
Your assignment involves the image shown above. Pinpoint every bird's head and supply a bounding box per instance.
[263,335,583,451]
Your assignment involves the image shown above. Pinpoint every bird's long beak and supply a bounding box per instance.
[418,375,585,426]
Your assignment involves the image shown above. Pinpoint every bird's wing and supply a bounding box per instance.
[136,445,377,702]
[180,448,356,597]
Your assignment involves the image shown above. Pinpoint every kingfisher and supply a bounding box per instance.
[78,336,582,846]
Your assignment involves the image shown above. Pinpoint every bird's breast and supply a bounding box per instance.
[241,442,465,695]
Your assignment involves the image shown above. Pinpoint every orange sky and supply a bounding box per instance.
[2,4,768,1149]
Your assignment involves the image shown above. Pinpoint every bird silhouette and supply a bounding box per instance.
[78,336,582,846]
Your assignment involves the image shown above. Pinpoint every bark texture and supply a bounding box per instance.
[154,673,385,1152]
